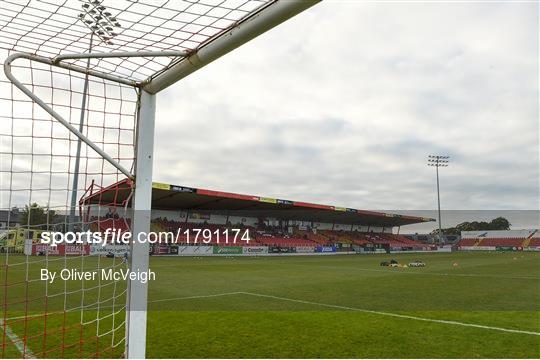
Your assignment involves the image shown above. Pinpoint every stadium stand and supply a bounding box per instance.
[479,238,524,247]
[457,238,477,246]
[458,229,540,249]
[78,179,435,253]
[294,230,333,245]
[318,230,425,249]
[88,215,429,249]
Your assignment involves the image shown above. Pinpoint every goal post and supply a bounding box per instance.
[0,0,321,358]
[125,90,155,359]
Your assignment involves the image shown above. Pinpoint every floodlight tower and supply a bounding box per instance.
[427,155,450,244]
[69,0,121,230]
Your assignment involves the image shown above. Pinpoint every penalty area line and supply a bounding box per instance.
[24,290,532,339]
[145,290,540,336]
[239,291,540,337]
[148,291,244,304]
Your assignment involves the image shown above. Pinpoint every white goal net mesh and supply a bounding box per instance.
[0,48,138,358]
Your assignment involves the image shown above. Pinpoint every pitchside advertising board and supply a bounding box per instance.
[175,246,269,256]
[496,246,523,251]
[243,246,268,255]
[458,245,527,251]
[25,244,132,256]
[295,246,315,253]
[90,244,130,256]
[25,244,90,256]
[213,246,243,254]
[269,246,296,253]
[316,246,336,253]
[176,245,213,256]
[459,246,497,251]
[176,245,318,255]
[152,244,170,255]
[25,243,130,256]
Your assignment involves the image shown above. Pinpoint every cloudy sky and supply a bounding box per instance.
[0,1,537,232]
[153,1,538,215]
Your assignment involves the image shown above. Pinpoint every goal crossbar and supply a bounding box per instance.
[143,0,321,93]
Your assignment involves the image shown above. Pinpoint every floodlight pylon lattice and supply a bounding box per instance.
[69,0,123,233]
[0,0,320,358]
[427,155,451,244]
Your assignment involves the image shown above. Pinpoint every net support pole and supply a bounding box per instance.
[126,90,155,359]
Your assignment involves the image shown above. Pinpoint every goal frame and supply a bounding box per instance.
[2,0,321,357]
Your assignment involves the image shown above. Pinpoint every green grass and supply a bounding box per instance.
[2,251,540,358]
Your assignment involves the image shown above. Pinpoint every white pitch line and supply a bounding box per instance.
[4,289,538,346]
[239,292,540,337]
[2,322,36,358]
[352,267,540,280]
[2,292,244,321]
[287,263,540,280]
[426,272,540,280]
[150,291,540,337]
[148,291,243,303]
[2,293,243,322]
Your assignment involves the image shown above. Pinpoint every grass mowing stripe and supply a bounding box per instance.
[239,291,540,337]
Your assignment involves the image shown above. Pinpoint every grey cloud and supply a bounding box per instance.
[152,1,538,218]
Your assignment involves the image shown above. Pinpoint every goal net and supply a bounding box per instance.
[0,43,138,359]
[0,0,318,357]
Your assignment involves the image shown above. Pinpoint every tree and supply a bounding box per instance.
[20,203,56,230]
[488,217,511,230]
[437,217,511,234]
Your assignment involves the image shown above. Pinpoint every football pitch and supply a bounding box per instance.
[3,251,540,358]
